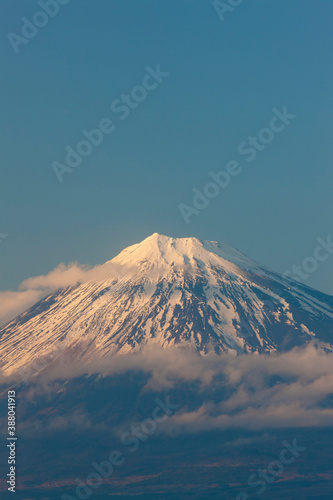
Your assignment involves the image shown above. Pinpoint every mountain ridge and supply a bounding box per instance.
[1,234,333,378]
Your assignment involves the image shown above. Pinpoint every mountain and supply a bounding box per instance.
[1,234,333,499]
[1,233,333,377]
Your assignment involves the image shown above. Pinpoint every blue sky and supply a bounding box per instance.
[1,0,333,298]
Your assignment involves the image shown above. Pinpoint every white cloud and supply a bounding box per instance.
[0,290,44,326]
[2,343,333,432]
[42,344,333,431]
[0,260,133,327]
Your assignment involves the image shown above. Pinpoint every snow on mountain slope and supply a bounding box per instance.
[1,233,333,377]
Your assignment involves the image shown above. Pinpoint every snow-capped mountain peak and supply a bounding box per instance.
[110,233,257,276]
[1,234,333,378]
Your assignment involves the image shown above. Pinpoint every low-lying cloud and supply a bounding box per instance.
[4,344,333,432]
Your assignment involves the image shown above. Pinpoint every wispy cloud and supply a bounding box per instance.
[0,290,43,326]
[0,260,133,326]
[6,344,333,432]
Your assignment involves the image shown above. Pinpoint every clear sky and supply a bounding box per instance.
[1,0,333,297]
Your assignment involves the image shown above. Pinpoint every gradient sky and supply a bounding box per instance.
[1,0,333,296]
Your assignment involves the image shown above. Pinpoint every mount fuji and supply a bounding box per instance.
[1,233,333,378]
[1,234,333,499]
